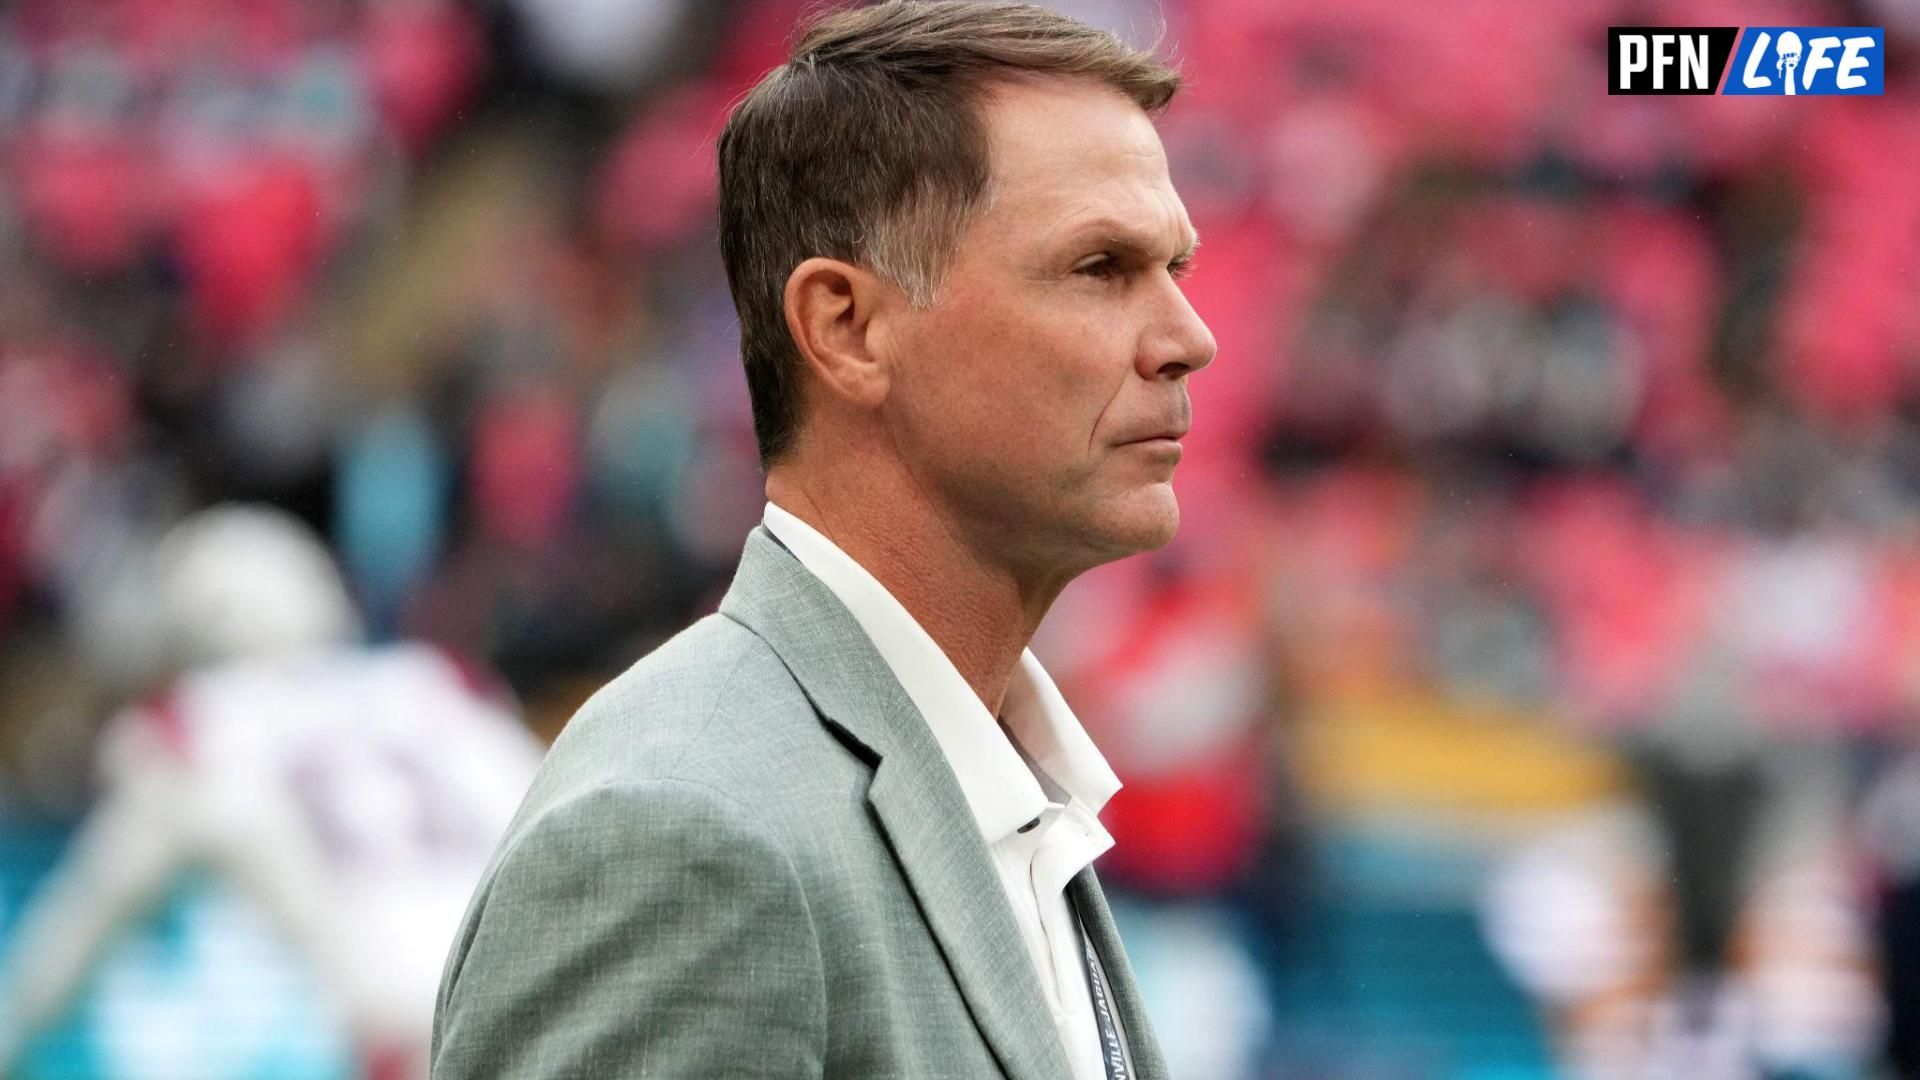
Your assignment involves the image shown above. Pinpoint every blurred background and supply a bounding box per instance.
[1,0,1918,1076]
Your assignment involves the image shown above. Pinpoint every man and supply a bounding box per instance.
[431,1,1216,1076]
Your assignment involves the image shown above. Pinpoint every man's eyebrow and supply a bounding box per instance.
[1065,220,1201,262]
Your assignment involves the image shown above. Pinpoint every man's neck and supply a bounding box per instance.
[766,469,1063,718]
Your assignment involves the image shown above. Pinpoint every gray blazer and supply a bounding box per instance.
[431,524,1169,1079]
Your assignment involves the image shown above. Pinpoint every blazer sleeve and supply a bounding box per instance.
[431,777,828,1078]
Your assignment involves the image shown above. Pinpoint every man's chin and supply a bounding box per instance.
[1092,487,1181,558]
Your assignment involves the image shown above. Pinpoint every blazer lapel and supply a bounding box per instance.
[1069,867,1169,1080]
[719,525,1072,1080]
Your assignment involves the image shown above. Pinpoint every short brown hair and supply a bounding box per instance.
[716,0,1182,468]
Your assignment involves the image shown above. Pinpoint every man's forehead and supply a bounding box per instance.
[974,79,1192,251]
[980,78,1169,187]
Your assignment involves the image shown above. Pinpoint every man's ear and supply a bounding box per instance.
[782,257,898,409]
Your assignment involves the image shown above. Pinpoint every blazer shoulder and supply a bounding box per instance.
[516,612,817,815]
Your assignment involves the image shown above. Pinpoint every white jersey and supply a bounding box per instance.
[93,643,544,1035]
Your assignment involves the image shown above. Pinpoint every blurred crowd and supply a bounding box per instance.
[2,0,1920,1077]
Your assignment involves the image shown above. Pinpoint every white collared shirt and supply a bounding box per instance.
[762,502,1120,1080]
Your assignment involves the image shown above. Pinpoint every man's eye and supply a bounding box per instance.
[1075,255,1194,280]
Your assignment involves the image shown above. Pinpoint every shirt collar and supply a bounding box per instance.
[762,501,1120,844]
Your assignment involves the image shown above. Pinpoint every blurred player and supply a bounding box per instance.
[0,505,544,1080]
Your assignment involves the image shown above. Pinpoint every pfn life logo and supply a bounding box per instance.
[1609,26,1884,95]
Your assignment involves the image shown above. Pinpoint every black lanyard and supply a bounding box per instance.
[1071,893,1133,1080]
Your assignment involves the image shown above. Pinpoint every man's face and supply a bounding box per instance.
[880,76,1216,579]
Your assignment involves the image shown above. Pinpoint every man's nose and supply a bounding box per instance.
[1139,281,1218,381]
